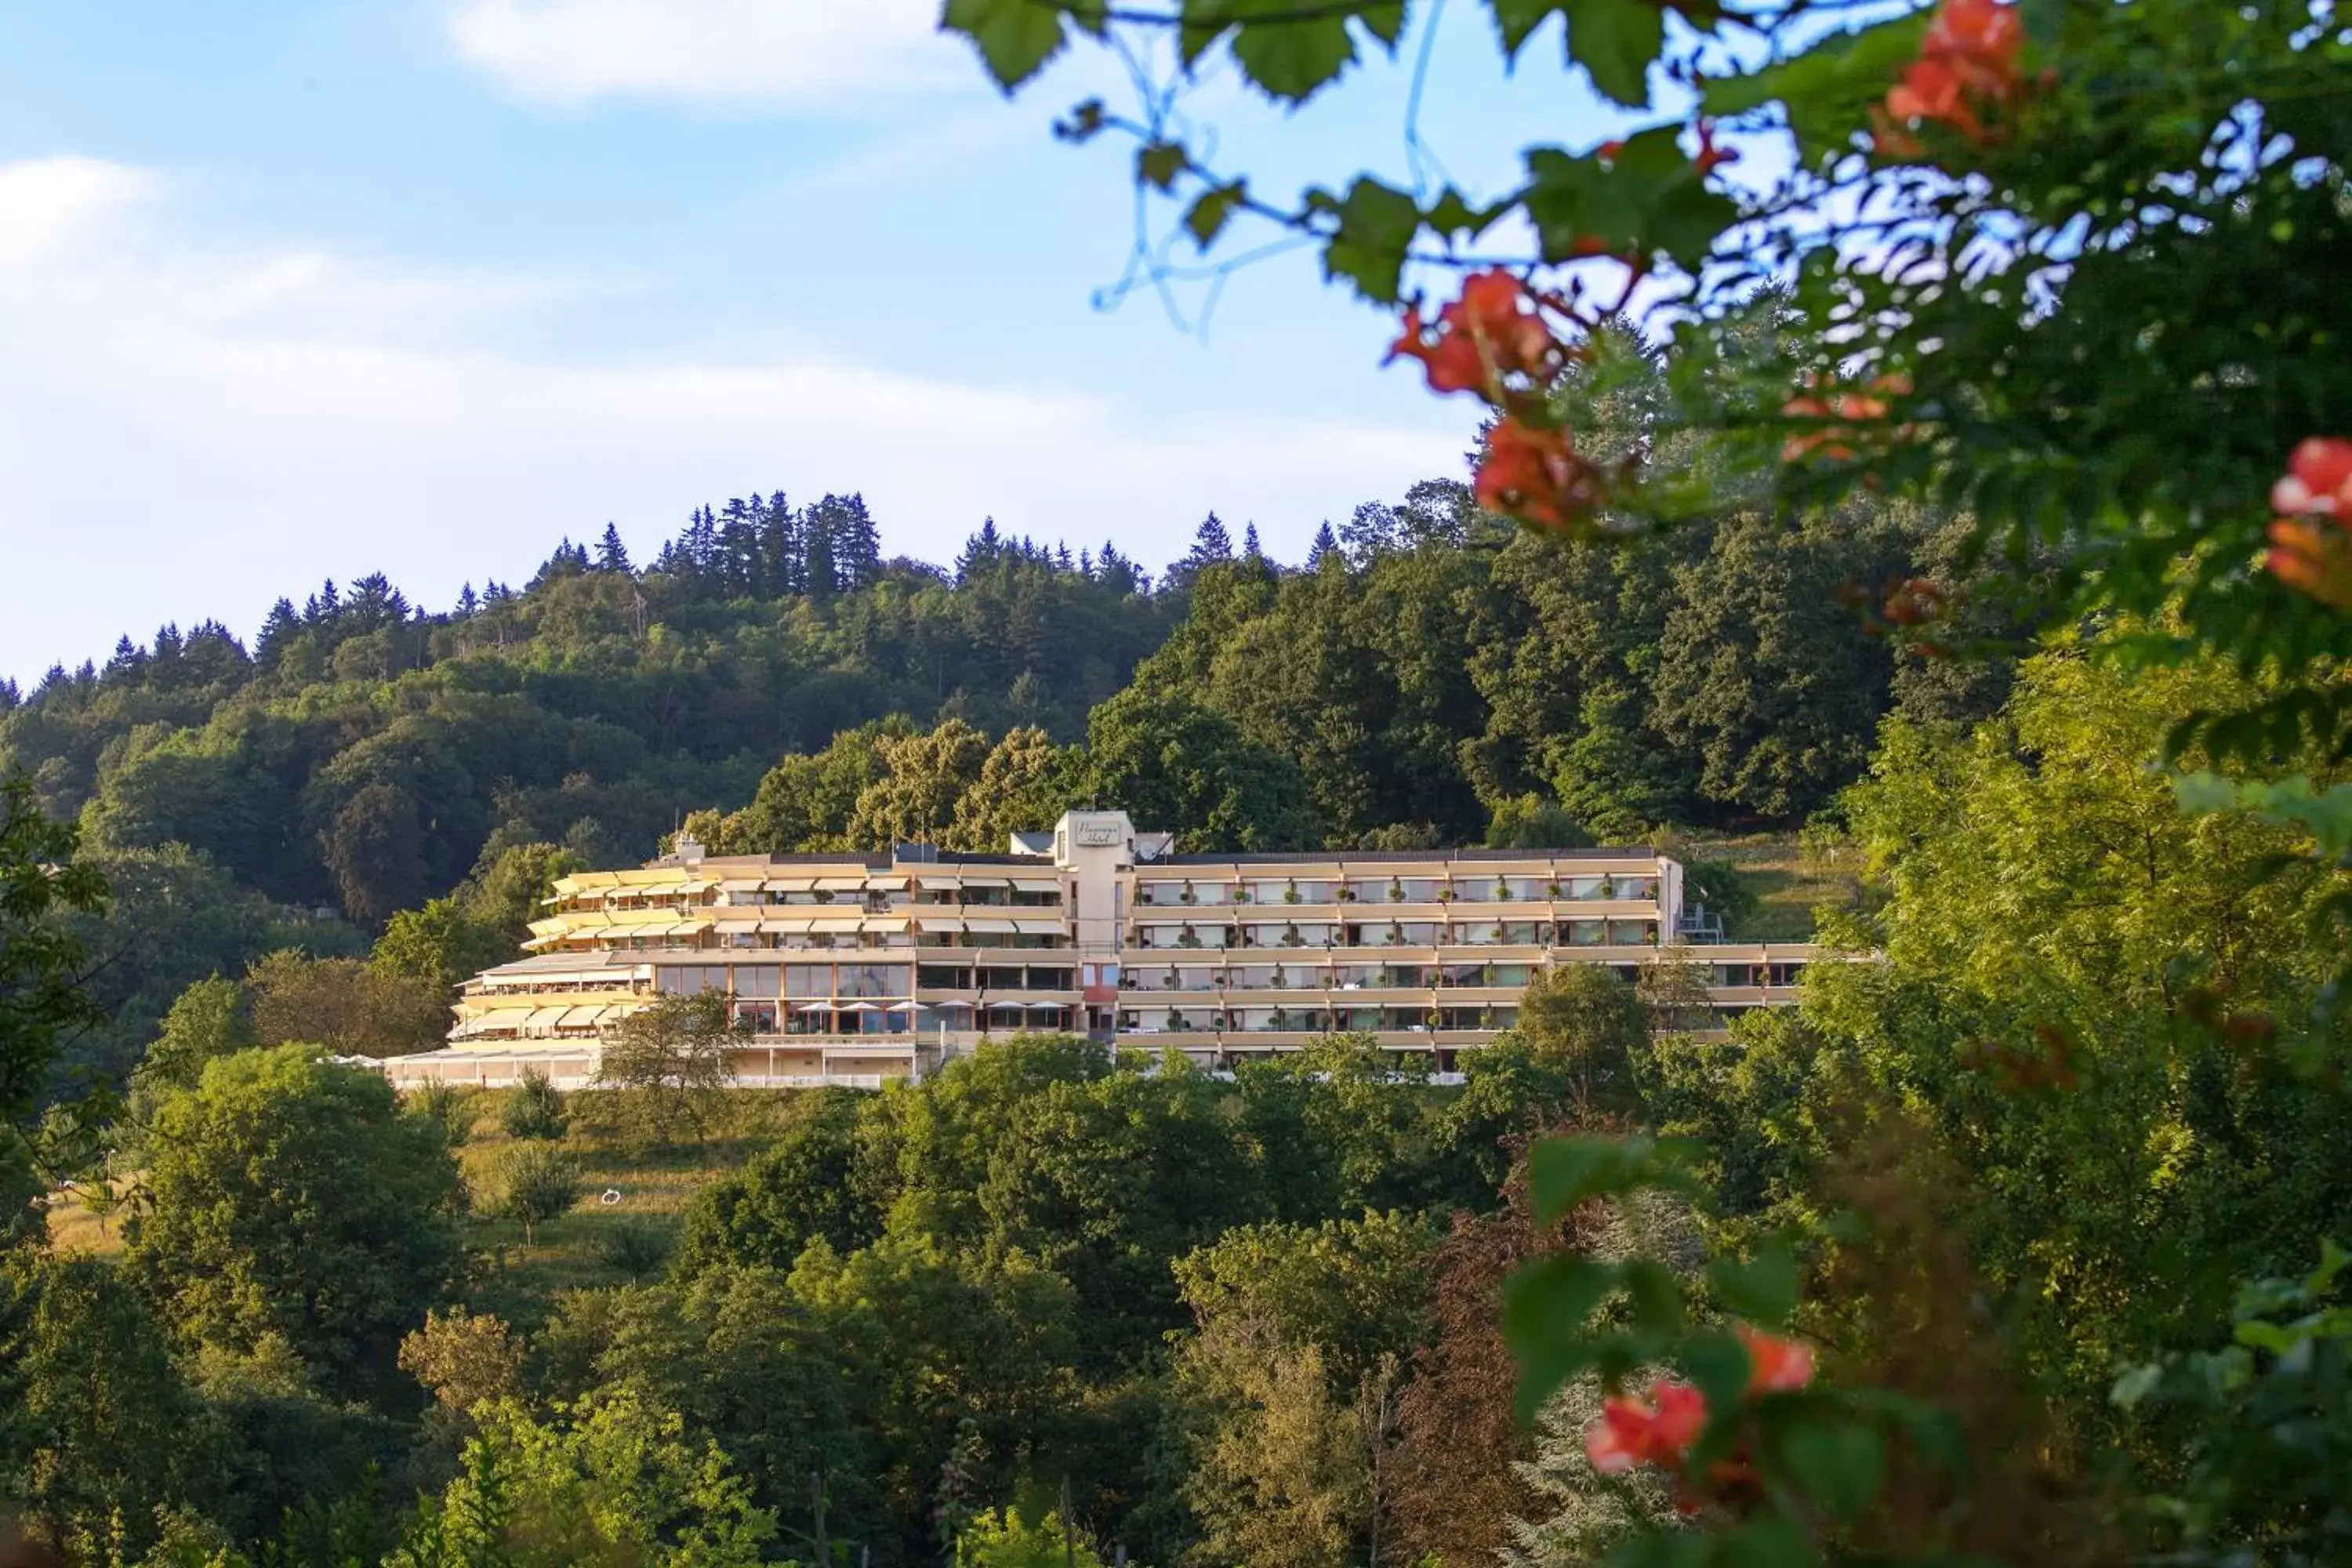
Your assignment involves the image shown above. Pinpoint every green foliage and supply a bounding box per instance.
[0,768,107,1124]
[1172,1211,1436,1388]
[2113,1242,2352,1567]
[958,1507,1108,1568]
[592,992,741,1150]
[673,1088,879,1276]
[1517,964,1654,1117]
[126,1044,463,1390]
[498,1069,568,1142]
[132,975,254,1103]
[385,1392,785,1568]
[491,1142,583,1245]
[0,1250,218,1563]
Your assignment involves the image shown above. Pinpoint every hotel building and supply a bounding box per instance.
[377,810,1817,1091]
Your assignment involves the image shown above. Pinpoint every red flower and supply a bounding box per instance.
[1387,270,1566,401]
[1584,1379,1708,1475]
[1736,1324,1814,1394]
[2272,436,2352,517]
[2265,438,2352,611]
[1875,0,2024,153]
[1475,418,1606,530]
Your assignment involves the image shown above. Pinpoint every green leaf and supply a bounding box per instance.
[1229,13,1359,103]
[1318,176,1422,303]
[1490,0,1563,58]
[1780,1420,1885,1521]
[1680,1327,1750,1410]
[1566,0,1664,108]
[1525,1133,1703,1223]
[1424,185,1501,240]
[1183,181,1248,249]
[1501,1253,1615,1418]
[1708,1241,1801,1327]
[1502,1253,1616,1345]
[1138,141,1187,192]
[942,0,1069,93]
[1716,1515,1817,1568]
[2109,1361,2164,1409]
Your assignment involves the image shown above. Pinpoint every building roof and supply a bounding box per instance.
[1146,847,1663,866]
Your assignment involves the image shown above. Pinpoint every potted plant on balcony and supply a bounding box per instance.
[1272,1006,1290,1031]
[1283,878,1301,905]
[1280,924,1304,948]
[1436,885,1456,904]
[1387,877,1404,903]
[1234,885,1252,904]
[1495,876,1512,902]
[1178,927,1202,949]
[1180,881,1196,906]
[1269,964,1288,989]
[1383,924,1403,947]
[1597,873,1617,900]
[1169,1009,1190,1032]
[1337,883,1356,903]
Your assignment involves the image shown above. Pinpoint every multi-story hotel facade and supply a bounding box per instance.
[376,810,1818,1091]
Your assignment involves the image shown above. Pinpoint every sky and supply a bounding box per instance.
[0,1,1634,685]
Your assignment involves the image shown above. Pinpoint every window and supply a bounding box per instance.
[1565,920,1607,946]
[1025,967,1075,989]
[1769,961,1807,986]
[733,966,781,999]
[917,964,971,989]
[1140,881,1185,907]
[656,965,728,995]
[1451,922,1504,946]
[784,966,833,998]
[1607,920,1656,946]
[1397,877,1445,903]
[978,967,1026,991]
[1503,875,1549,900]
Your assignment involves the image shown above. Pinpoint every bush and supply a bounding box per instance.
[498,1068,568,1142]
[593,1218,673,1280]
[492,1143,581,1244]
[405,1080,471,1146]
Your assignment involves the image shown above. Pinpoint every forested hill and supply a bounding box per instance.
[3,469,2027,1081]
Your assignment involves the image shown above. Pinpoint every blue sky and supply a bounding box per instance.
[0,1,1632,684]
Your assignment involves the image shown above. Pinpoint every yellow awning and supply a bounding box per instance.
[1014,919,1067,936]
[964,918,1017,934]
[811,916,864,934]
[815,876,871,893]
[522,1006,571,1029]
[1011,878,1062,895]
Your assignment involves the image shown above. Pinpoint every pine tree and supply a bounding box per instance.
[949,518,997,583]
[455,583,480,618]
[757,492,800,597]
[106,635,145,679]
[305,579,342,626]
[256,598,301,664]
[1242,522,1264,561]
[826,493,882,589]
[595,523,632,575]
[1308,521,1341,570]
[1192,514,1233,564]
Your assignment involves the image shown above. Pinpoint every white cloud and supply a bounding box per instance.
[0,157,1465,682]
[447,0,971,106]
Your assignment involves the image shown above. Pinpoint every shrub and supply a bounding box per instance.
[499,1068,568,1142]
[492,1142,581,1244]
